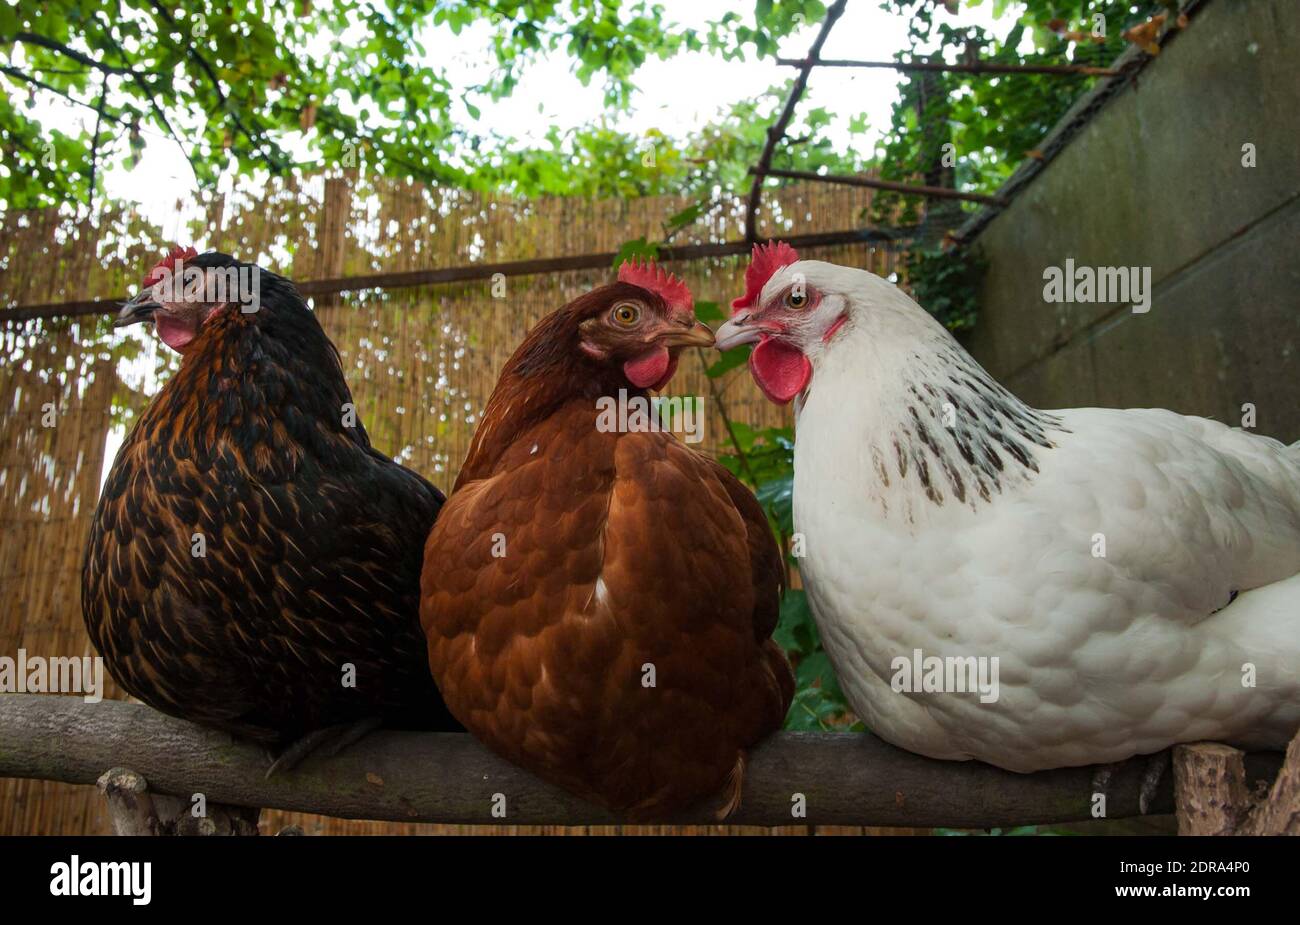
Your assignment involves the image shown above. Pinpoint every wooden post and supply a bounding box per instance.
[97,767,159,836]
[1173,729,1300,835]
[314,174,352,309]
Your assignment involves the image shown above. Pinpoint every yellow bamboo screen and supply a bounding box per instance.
[0,175,907,835]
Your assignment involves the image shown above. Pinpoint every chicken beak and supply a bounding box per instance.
[114,289,160,328]
[714,314,763,351]
[658,320,715,349]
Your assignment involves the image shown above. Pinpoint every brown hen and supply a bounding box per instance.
[420,261,793,818]
[83,248,460,772]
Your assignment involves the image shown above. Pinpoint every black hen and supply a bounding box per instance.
[82,248,460,767]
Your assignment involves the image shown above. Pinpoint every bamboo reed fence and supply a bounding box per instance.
[0,174,908,835]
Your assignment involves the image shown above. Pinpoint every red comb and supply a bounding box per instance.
[142,245,199,288]
[617,258,694,317]
[732,240,800,313]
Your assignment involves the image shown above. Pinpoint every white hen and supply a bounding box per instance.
[716,242,1300,773]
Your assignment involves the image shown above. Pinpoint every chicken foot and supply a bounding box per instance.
[265,717,383,778]
[1090,751,1170,817]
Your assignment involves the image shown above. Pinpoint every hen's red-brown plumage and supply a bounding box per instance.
[83,251,459,750]
[420,273,792,817]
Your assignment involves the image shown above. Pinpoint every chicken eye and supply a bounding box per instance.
[611,303,641,326]
[785,289,810,310]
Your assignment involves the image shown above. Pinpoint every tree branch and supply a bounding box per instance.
[759,167,1007,207]
[2,694,1285,828]
[776,57,1122,77]
[0,65,130,127]
[86,71,108,212]
[142,0,292,174]
[11,32,135,74]
[744,0,848,243]
[92,9,204,190]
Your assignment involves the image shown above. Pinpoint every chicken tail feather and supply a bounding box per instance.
[715,751,748,821]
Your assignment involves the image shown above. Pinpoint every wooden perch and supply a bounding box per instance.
[0,694,1287,829]
[96,767,259,835]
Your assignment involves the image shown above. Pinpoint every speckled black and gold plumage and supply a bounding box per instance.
[82,252,459,746]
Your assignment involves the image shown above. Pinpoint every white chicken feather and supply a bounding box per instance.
[716,247,1300,772]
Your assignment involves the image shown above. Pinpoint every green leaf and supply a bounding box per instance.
[665,201,703,230]
[694,299,726,323]
[773,589,816,655]
[705,343,750,378]
[612,237,660,268]
[755,473,793,534]
[6,0,842,208]
[796,650,845,702]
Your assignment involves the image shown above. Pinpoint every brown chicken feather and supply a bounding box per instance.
[82,251,459,751]
[420,272,793,818]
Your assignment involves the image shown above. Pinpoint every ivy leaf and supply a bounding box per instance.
[694,299,726,323]
[903,245,988,333]
[773,589,816,656]
[755,472,793,534]
[612,237,660,267]
[705,343,750,377]
[796,650,846,702]
[665,200,704,230]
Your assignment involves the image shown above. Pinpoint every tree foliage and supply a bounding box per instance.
[871,0,1166,223]
[0,0,830,209]
[468,84,869,203]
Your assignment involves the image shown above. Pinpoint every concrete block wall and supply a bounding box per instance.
[965,0,1300,440]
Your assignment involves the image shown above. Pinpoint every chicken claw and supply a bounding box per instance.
[265,717,383,778]
[1089,751,1171,817]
